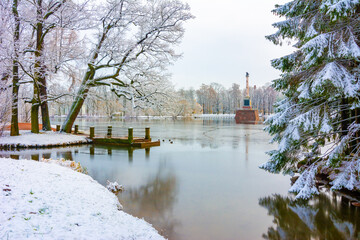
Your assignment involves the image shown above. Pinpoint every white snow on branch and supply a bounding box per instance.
[321,0,360,20]
[278,124,301,153]
[290,108,320,132]
[266,100,292,128]
[330,160,360,191]
[289,166,319,199]
[301,33,330,66]
[337,31,360,58]
[297,82,311,99]
[305,20,318,39]
[312,61,358,97]
[320,110,332,134]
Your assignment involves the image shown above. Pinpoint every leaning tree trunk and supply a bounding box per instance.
[61,70,93,133]
[10,0,20,136]
[60,26,109,133]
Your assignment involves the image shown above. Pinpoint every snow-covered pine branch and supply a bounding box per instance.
[262,0,360,199]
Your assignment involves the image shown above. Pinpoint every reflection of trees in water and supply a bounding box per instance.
[119,167,179,239]
[259,191,360,240]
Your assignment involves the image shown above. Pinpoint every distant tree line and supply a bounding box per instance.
[177,82,281,115]
[48,81,281,118]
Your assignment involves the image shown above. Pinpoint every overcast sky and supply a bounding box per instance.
[168,0,293,90]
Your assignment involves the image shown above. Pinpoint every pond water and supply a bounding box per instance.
[2,118,360,240]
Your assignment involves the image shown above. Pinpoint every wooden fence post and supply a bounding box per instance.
[145,127,150,140]
[107,126,112,138]
[56,125,60,132]
[74,125,79,134]
[90,127,95,139]
[128,127,133,143]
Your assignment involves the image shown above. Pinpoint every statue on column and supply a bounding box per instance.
[235,72,260,124]
[243,72,251,109]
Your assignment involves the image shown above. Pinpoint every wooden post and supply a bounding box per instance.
[107,126,112,138]
[56,125,60,131]
[128,127,133,143]
[74,125,79,134]
[90,127,95,139]
[145,127,150,140]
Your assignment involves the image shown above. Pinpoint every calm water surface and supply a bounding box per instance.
[2,119,360,240]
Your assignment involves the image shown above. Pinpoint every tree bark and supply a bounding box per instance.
[60,70,93,133]
[35,0,51,131]
[10,0,20,136]
[39,77,51,131]
[31,87,40,133]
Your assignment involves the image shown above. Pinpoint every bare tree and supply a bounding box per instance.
[61,0,193,132]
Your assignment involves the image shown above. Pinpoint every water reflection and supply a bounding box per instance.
[0,119,319,240]
[259,189,360,240]
[0,144,151,163]
[10,154,19,160]
[119,165,179,239]
[31,154,39,161]
[128,147,134,162]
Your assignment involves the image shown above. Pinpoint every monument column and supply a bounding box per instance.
[243,72,251,109]
[235,72,260,123]
[246,72,250,97]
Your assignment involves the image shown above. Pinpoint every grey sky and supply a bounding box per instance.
[169,0,293,90]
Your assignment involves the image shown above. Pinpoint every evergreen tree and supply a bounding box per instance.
[262,0,360,199]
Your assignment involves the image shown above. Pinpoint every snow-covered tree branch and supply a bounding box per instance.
[61,0,193,132]
[262,0,360,199]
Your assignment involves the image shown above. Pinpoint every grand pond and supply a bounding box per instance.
[2,118,360,239]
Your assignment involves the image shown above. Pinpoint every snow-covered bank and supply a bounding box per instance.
[0,131,91,148]
[0,158,165,239]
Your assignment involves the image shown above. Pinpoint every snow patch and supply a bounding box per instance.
[0,158,164,239]
[0,131,91,148]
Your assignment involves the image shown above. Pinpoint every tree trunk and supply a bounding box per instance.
[61,71,93,133]
[60,26,109,133]
[10,0,20,136]
[35,0,51,131]
[39,77,51,131]
[31,92,40,133]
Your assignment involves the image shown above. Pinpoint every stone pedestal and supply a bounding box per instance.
[235,109,260,124]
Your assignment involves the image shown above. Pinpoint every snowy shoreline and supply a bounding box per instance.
[0,158,165,239]
[0,131,91,149]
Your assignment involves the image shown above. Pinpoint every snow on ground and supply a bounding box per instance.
[0,131,91,148]
[0,158,165,239]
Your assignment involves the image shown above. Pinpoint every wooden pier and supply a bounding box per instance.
[61,125,160,148]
